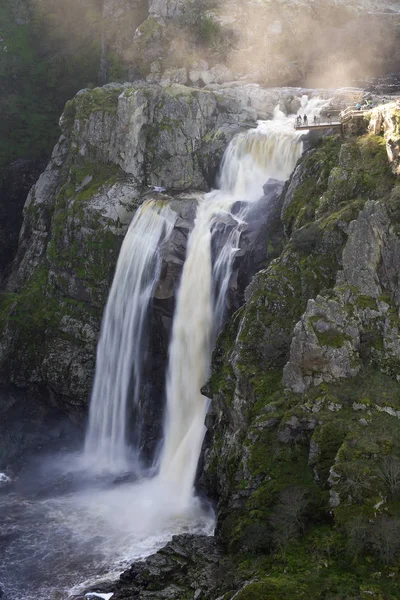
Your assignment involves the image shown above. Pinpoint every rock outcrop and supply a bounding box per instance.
[369,102,400,175]
[0,158,46,284]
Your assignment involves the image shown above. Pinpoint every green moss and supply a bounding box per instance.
[282,135,341,235]
[178,4,235,57]
[311,421,348,484]
[0,264,99,376]
[107,52,129,82]
[74,86,123,120]
[357,295,378,310]
[315,329,352,348]
[233,580,307,600]
[63,99,77,133]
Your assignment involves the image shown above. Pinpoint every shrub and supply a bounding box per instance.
[178,1,235,55]
[377,455,400,499]
[270,486,310,556]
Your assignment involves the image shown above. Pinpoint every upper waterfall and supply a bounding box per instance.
[156,101,323,503]
[218,106,305,199]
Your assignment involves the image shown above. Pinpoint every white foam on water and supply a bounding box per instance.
[0,473,11,485]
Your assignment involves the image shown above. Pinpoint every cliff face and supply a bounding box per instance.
[0,0,103,280]
[201,122,400,598]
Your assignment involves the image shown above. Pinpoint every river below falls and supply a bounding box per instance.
[0,455,214,600]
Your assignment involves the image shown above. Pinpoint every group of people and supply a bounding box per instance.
[296,114,311,127]
[295,114,331,127]
[356,102,372,110]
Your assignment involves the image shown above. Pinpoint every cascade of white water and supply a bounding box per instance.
[83,97,328,484]
[83,200,176,474]
[156,103,320,505]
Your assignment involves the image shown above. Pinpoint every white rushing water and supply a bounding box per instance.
[83,200,176,474]
[156,101,321,506]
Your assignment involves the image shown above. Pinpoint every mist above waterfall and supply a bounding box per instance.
[28,0,400,90]
[160,0,400,88]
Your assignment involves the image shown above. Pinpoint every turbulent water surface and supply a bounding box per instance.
[0,462,213,599]
[0,97,329,600]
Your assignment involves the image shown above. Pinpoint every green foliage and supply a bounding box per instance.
[178,1,235,56]
[282,133,396,239]
[315,328,352,348]
[46,158,126,304]
[0,265,96,375]
[73,87,122,120]
[107,52,128,82]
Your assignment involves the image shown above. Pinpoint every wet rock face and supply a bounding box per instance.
[80,535,230,599]
[112,534,230,600]
[211,179,285,323]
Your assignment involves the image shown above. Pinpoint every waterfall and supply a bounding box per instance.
[1,98,335,600]
[83,98,327,485]
[157,108,307,504]
[83,199,176,474]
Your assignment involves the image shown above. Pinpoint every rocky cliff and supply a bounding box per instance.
[0,81,255,466]
[0,0,104,281]
[99,107,400,600]
[2,0,398,281]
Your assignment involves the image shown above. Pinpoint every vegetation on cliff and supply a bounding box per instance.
[201,130,400,599]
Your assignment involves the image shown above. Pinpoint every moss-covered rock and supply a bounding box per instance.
[202,127,400,599]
